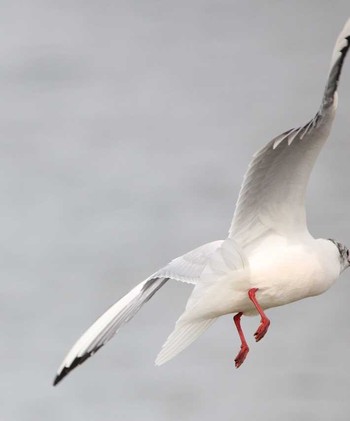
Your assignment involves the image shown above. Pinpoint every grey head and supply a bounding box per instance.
[329,239,350,272]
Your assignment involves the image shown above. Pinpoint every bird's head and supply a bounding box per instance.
[329,239,350,273]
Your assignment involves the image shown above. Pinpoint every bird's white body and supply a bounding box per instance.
[54,18,350,385]
[245,236,340,312]
[176,236,341,322]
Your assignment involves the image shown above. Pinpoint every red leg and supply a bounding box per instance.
[233,312,249,368]
[248,288,270,342]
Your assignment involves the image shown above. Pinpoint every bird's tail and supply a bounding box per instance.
[155,317,216,366]
[322,18,350,110]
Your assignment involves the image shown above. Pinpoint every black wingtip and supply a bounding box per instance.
[52,346,103,387]
[323,35,350,108]
[53,353,92,386]
[53,371,65,386]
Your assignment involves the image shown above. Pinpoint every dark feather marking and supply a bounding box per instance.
[53,277,170,386]
[323,35,350,108]
[53,345,103,386]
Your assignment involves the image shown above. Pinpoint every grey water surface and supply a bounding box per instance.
[2,1,350,420]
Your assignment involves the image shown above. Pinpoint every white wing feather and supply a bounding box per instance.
[53,240,223,384]
[151,240,224,284]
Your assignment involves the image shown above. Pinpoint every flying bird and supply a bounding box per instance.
[54,19,350,386]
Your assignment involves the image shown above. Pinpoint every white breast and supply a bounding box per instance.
[246,236,341,311]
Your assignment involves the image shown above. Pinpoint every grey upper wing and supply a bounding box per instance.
[229,19,350,249]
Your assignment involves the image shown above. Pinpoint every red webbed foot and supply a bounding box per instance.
[234,344,249,368]
[254,318,270,342]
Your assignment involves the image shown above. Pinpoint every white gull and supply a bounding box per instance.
[54,18,350,385]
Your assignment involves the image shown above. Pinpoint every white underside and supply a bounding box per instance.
[192,235,340,319]
[155,234,341,365]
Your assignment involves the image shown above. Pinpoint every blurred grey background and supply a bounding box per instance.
[3,1,350,420]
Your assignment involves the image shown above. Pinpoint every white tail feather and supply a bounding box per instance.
[155,318,216,366]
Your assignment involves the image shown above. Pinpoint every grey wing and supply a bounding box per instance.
[229,19,350,249]
[53,240,223,385]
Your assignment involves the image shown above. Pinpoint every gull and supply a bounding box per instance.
[54,19,350,386]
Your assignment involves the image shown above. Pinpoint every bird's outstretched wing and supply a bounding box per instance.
[229,19,350,249]
[53,240,223,385]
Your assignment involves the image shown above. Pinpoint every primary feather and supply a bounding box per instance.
[53,241,223,385]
